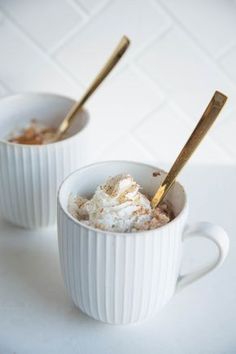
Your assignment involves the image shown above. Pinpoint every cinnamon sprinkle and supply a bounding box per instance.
[8,120,56,145]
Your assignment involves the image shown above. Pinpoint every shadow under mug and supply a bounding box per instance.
[0,93,89,229]
[57,160,229,325]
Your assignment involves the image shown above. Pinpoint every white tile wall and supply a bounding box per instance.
[0,0,84,50]
[220,46,236,82]
[161,0,236,58]
[210,109,236,159]
[134,102,234,165]
[137,27,236,118]
[0,0,235,167]
[74,0,108,14]
[0,17,81,95]
[54,0,170,84]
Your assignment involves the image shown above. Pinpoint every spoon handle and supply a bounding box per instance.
[151,91,227,209]
[58,36,130,135]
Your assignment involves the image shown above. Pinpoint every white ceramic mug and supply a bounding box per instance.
[57,161,229,325]
[0,93,89,228]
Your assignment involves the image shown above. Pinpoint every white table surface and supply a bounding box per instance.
[0,164,235,354]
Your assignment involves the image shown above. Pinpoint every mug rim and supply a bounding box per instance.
[0,92,90,148]
[58,160,188,236]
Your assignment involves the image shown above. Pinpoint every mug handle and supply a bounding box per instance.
[176,221,229,292]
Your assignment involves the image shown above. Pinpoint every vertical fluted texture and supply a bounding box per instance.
[58,205,187,325]
[0,136,86,228]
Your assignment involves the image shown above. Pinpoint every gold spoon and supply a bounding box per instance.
[151,91,228,209]
[48,36,130,142]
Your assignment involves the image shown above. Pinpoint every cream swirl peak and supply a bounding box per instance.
[68,174,172,233]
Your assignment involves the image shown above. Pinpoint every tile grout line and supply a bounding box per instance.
[0,5,85,89]
[134,42,236,128]
[72,0,89,16]
[129,133,162,162]
[47,0,90,55]
[157,0,236,60]
[47,20,88,56]
[50,3,171,86]
[215,41,236,61]
[0,1,234,165]
[52,0,172,77]
[156,0,236,89]
[94,97,167,160]
[166,99,236,160]
[130,98,170,133]
[0,1,174,92]
[130,63,165,99]
[131,96,235,163]
[75,0,111,16]
[131,24,173,63]
[0,80,13,94]
[65,0,89,18]
[49,0,112,55]
[133,54,236,132]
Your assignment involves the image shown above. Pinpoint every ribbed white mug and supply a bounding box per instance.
[58,161,229,325]
[0,93,89,228]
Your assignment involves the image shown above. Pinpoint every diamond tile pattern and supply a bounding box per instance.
[0,17,81,96]
[134,103,234,166]
[86,67,163,153]
[137,27,236,118]
[55,0,171,85]
[0,0,235,166]
[160,0,236,58]
[0,0,83,50]
[75,0,107,14]
[96,133,156,165]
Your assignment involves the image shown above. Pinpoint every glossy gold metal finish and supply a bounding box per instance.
[57,36,130,139]
[151,91,228,209]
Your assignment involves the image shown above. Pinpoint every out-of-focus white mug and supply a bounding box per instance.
[57,160,229,325]
[0,93,89,228]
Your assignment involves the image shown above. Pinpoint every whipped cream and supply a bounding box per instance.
[68,174,172,233]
